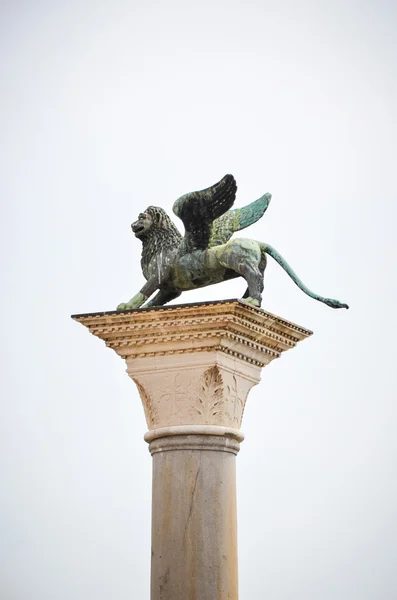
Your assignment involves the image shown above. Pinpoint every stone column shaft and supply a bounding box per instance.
[150,435,239,600]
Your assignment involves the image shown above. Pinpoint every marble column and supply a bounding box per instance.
[73,299,312,600]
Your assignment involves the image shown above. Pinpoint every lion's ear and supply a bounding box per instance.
[156,211,169,229]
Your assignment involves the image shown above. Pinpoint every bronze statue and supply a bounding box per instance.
[117,175,348,311]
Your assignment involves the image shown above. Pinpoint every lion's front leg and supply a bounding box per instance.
[143,289,182,308]
[117,292,148,311]
[116,277,160,311]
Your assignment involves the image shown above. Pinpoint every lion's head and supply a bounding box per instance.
[131,206,175,238]
[131,205,182,261]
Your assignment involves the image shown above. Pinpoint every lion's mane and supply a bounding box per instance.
[140,206,183,272]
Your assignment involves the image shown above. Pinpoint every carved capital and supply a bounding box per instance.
[128,358,257,431]
[72,300,312,435]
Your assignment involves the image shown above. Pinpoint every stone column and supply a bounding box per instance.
[73,299,312,600]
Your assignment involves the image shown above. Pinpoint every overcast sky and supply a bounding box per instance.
[1,1,396,598]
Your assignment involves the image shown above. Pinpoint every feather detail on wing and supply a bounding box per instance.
[208,192,272,247]
[172,174,237,253]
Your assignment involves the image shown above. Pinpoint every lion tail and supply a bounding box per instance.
[262,244,349,309]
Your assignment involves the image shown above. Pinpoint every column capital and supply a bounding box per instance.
[72,299,312,436]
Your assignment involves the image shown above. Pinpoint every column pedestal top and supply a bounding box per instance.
[72,299,312,437]
[72,298,312,364]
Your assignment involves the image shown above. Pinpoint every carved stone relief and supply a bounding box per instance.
[189,366,224,424]
[131,364,256,430]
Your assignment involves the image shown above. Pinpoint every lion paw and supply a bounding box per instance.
[117,302,128,311]
[240,296,261,307]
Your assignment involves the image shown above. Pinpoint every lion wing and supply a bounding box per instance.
[172,174,237,254]
[208,193,272,247]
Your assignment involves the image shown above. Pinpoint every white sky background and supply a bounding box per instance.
[1,0,396,598]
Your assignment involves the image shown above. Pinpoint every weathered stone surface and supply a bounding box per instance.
[72,300,312,600]
[72,299,312,435]
[150,435,239,600]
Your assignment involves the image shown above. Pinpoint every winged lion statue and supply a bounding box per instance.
[117,174,348,311]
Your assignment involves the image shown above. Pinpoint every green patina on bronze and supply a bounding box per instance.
[117,175,348,311]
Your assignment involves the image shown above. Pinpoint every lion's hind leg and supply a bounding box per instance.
[217,240,264,307]
[239,264,264,306]
[242,253,267,302]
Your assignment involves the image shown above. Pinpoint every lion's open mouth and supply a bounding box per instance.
[132,224,145,235]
